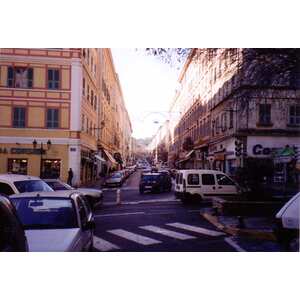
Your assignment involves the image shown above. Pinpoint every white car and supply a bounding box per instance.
[10,190,95,252]
[0,174,53,196]
[175,169,240,203]
[43,179,103,209]
[275,192,299,251]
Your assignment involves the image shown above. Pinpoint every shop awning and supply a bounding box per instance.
[95,155,106,163]
[177,150,195,163]
[103,149,117,164]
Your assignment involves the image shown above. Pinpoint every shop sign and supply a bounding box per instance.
[10,148,44,155]
[253,144,277,155]
[0,147,44,154]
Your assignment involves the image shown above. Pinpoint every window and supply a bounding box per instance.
[82,77,85,95]
[289,105,300,125]
[13,107,26,128]
[7,159,28,175]
[202,174,215,185]
[7,67,33,88]
[216,174,235,186]
[229,109,234,128]
[179,173,183,184]
[94,95,97,110]
[187,174,200,185]
[48,69,60,89]
[13,180,53,193]
[82,115,85,131]
[215,116,220,134]
[87,85,90,101]
[0,182,15,196]
[259,104,271,125]
[46,108,59,128]
[91,90,94,106]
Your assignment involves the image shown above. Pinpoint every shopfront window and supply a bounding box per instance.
[41,159,61,179]
[7,159,28,175]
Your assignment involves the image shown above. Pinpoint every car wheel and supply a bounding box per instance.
[139,189,144,194]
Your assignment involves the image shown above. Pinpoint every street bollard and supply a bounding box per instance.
[116,189,121,205]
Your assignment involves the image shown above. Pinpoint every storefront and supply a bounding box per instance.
[80,149,97,184]
[246,136,299,184]
[0,143,69,181]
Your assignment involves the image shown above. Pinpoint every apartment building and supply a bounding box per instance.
[0,48,132,185]
[0,48,81,183]
[169,48,300,184]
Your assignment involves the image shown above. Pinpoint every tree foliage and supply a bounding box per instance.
[143,48,191,68]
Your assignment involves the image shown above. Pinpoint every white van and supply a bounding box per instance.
[174,169,240,202]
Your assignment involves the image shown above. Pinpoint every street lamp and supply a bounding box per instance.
[33,139,52,177]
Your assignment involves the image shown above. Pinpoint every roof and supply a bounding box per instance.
[10,190,80,199]
[0,174,41,181]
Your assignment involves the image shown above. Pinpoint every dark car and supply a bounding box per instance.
[0,194,28,251]
[43,179,103,210]
[139,173,172,194]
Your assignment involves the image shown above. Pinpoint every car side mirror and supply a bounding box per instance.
[83,220,96,231]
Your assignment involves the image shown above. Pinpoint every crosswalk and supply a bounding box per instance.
[93,222,225,251]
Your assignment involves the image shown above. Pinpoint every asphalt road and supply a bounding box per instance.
[92,170,244,252]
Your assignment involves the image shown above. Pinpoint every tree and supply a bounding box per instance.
[143,48,192,68]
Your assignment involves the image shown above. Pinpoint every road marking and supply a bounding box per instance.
[125,198,179,205]
[140,225,196,240]
[224,237,246,252]
[107,229,161,245]
[93,236,120,251]
[166,222,225,237]
[94,212,145,218]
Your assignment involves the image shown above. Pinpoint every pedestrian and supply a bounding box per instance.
[67,168,74,186]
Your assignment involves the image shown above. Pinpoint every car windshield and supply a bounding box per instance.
[14,180,53,193]
[142,175,160,181]
[111,173,122,178]
[45,181,73,191]
[11,197,78,230]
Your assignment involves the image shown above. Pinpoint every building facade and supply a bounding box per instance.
[0,48,132,185]
[169,49,300,184]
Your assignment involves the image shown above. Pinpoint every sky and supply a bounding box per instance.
[111,49,180,139]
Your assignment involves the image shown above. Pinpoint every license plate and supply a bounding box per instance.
[145,185,152,188]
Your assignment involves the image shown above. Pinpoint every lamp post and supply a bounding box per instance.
[33,139,52,178]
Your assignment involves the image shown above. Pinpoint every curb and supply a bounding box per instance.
[201,212,277,241]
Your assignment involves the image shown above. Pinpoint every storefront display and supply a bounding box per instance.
[7,159,28,175]
[41,159,61,179]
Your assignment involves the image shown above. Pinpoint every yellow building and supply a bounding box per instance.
[97,49,132,172]
[0,48,132,184]
[0,48,80,183]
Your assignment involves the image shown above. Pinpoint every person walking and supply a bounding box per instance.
[67,168,74,186]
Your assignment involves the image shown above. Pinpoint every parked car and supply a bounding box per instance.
[139,172,172,194]
[43,179,103,209]
[174,169,240,203]
[0,194,28,251]
[105,172,124,187]
[274,192,299,251]
[0,174,53,196]
[10,190,95,252]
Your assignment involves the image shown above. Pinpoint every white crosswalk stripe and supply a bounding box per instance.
[93,236,120,251]
[166,222,225,237]
[107,229,162,245]
[140,225,196,240]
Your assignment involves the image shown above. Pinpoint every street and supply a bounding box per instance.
[92,170,250,252]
